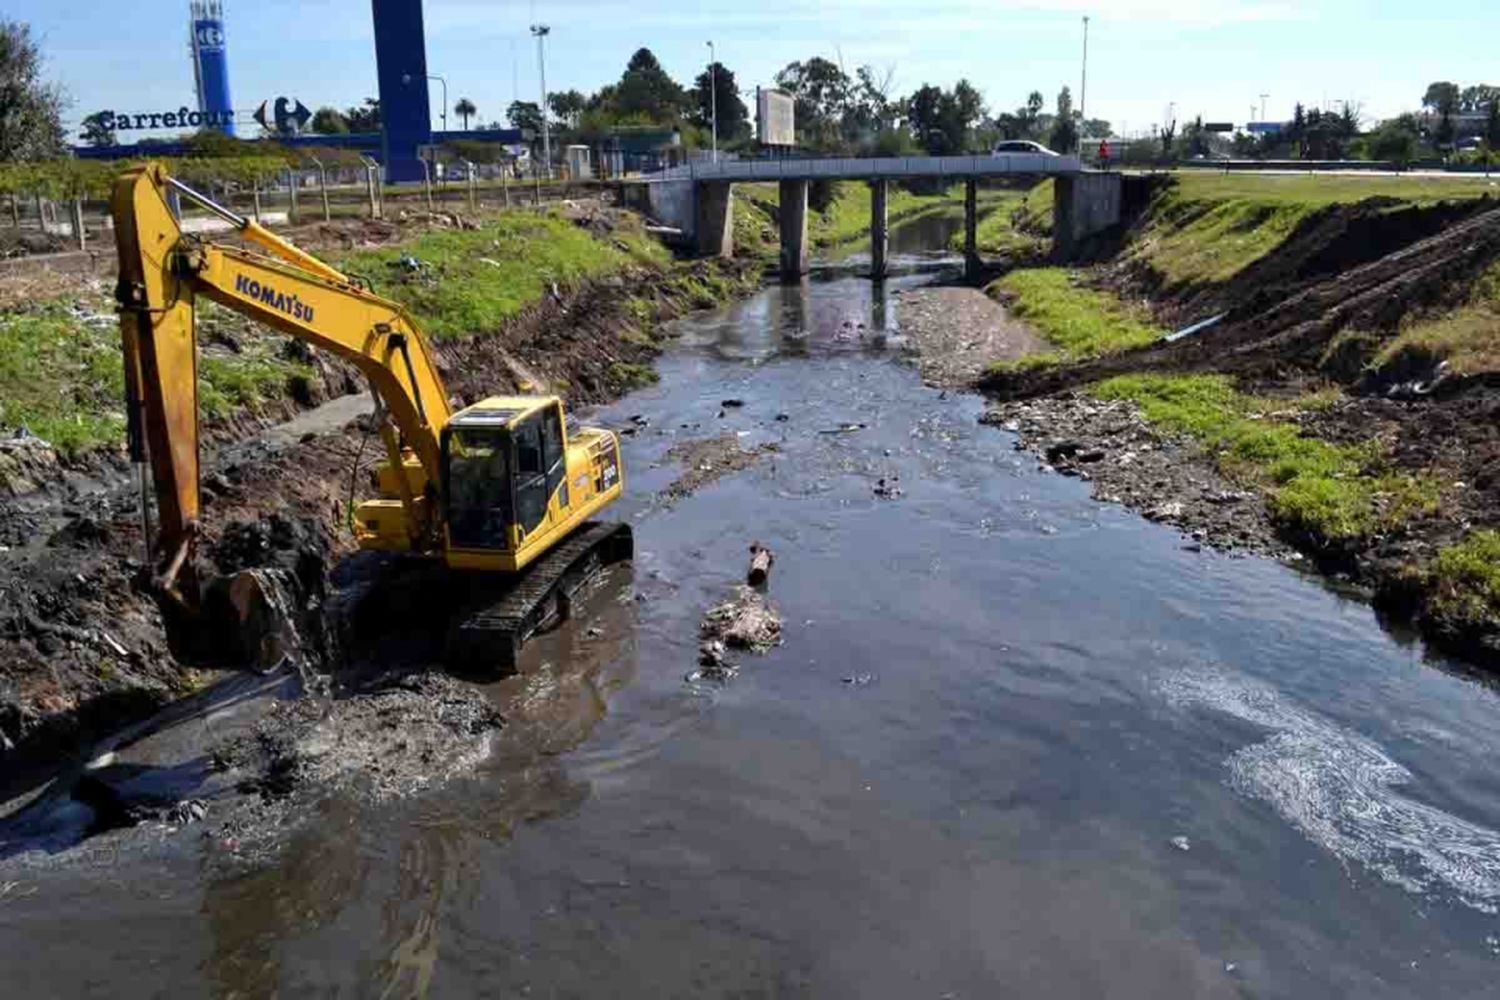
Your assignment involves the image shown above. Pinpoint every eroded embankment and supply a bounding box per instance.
[980,180,1500,666]
[0,206,757,787]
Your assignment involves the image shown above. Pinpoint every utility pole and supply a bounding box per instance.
[1080,16,1090,120]
[530,24,552,179]
[1259,93,1269,121]
[428,74,448,131]
[707,40,718,163]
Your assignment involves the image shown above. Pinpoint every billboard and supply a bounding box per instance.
[190,0,234,135]
[757,88,795,147]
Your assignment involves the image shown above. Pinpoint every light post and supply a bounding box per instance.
[530,24,552,179]
[428,74,448,131]
[1259,93,1269,121]
[707,40,718,163]
[1080,16,1090,120]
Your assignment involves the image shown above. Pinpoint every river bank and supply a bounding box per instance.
[979,174,1500,667]
[0,202,758,784]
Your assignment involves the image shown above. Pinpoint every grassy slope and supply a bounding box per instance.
[1092,373,1436,544]
[989,267,1162,366]
[1130,173,1500,287]
[0,300,312,458]
[0,210,675,460]
[1373,259,1500,376]
[339,211,670,338]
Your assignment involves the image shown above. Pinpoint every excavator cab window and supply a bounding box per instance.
[513,415,550,534]
[443,428,514,550]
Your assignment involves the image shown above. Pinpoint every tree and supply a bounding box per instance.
[690,63,749,141]
[904,80,986,155]
[507,100,544,135]
[612,47,688,124]
[1487,99,1500,152]
[0,19,66,161]
[774,57,850,148]
[1048,86,1078,153]
[548,89,586,129]
[1370,114,1422,166]
[344,98,380,132]
[1080,118,1112,139]
[78,110,115,147]
[1422,82,1461,115]
[310,107,349,134]
[453,98,476,130]
[1158,118,1178,157]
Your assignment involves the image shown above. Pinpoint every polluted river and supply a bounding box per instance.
[6,217,1500,998]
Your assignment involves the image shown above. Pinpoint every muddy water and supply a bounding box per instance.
[7,253,1500,997]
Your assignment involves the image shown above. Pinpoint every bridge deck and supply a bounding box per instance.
[645,154,1082,183]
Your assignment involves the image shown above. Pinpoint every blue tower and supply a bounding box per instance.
[190,0,235,135]
[371,0,433,182]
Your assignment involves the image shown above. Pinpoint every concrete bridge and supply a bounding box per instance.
[629,155,1124,280]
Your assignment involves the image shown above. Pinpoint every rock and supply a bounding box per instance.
[874,476,903,498]
[1146,501,1185,522]
[1045,441,1083,464]
[720,399,745,408]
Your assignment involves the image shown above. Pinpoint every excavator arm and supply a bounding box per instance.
[112,163,453,595]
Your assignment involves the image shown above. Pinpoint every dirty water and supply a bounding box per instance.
[5,225,1500,998]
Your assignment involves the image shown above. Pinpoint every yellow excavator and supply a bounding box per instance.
[112,163,631,668]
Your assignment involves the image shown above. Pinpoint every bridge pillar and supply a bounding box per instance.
[870,179,889,279]
[964,179,981,282]
[694,181,735,258]
[1053,172,1123,257]
[779,179,810,280]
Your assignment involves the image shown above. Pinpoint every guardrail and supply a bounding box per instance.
[644,154,1083,182]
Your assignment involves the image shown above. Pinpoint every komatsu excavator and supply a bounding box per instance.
[113,163,631,668]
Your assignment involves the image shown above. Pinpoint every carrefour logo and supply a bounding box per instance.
[195,22,224,50]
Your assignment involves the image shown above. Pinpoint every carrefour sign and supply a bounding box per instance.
[92,108,236,133]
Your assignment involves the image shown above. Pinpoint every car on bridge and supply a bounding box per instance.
[992,140,1060,157]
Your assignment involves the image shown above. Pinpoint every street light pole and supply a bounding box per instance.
[530,24,552,179]
[428,74,448,132]
[1080,16,1090,120]
[1259,93,1269,121]
[707,40,718,163]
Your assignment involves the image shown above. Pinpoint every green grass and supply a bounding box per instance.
[1091,373,1439,542]
[0,304,125,457]
[0,298,316,458]
[607,361,659,390]
[339,209,670,338]
[1372,260,1500,376]
[1169,172,1500,207]
[1130,173,1500,287]
[990,267,1163,361]
[1427,530,1500,630]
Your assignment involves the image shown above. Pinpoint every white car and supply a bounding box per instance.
[992,140,1060,156]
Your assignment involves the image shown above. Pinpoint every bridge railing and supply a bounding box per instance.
[645,154,1081,182]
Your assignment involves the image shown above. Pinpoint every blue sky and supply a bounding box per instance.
[17,0,1500,141]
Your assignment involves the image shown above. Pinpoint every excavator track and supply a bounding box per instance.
[446,521,633,671]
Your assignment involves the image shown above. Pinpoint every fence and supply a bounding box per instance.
[0,155,613,257]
